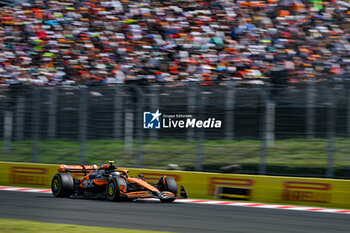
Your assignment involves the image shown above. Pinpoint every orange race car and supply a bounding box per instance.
[51,161,187,202]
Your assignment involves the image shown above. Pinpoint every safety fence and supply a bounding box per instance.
[1,78,350,178]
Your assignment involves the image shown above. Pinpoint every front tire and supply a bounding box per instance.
[106,177,127,201]
[51,173,74,197]
[158,176,177,203]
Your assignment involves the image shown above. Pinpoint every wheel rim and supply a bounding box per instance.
[108,182,115,196]
[53,179,59,192]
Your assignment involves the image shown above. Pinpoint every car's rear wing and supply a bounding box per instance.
[58,164,98,175]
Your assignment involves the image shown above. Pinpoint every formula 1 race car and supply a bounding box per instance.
[51,161,187,202]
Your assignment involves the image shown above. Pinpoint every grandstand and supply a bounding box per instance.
[0,0,349,85]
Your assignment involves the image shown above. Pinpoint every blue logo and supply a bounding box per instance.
[143,109,162,129]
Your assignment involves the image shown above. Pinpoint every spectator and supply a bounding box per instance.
[0,0,349,85]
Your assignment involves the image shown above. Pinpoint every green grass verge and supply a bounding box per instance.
[0,219,173,233]
[0,138,350,176]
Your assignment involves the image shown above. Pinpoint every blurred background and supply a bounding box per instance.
[1,79,350,179]
[0,0,350,178]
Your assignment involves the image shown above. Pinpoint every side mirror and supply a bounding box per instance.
[138,174,144,180]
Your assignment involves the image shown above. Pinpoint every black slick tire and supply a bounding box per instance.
[106,177,127,201]
[158,176,177,203]
[51,173,74,197]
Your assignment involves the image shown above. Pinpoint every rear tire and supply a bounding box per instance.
[106,177,127,201]
[51,173,74,197]
[158,176,177,203]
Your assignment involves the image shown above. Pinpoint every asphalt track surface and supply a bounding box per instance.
[0,191,349,233]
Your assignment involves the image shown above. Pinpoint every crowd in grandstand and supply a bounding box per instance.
[0,0,349,85]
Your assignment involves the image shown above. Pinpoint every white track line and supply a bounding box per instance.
[1,186,349,214]
[176,199,350,214]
